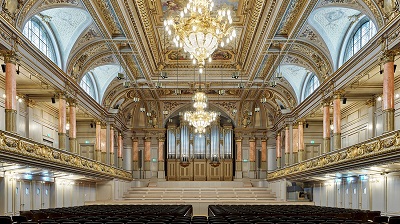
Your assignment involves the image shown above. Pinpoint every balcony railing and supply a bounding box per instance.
[0,130,132,181]
[268,130,400,181]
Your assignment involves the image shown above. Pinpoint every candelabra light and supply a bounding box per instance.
[163,0,236,72]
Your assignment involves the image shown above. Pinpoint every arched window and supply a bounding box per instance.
[80,74,96,100]
[23,17,57,63]
[304,74,320,99]
[344,20,376,62]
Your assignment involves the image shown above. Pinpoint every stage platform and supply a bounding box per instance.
[87,180,314,215]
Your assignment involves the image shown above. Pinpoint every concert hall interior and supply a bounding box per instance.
[1,0,400,219]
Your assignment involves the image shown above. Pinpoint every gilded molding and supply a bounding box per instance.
[0,131,132,180]
[268,131,400,181]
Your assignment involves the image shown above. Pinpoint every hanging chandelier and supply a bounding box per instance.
[163,0,236,71]
[184,92,218,134]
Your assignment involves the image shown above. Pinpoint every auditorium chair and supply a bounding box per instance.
[373,216,389,223]
[20,222,38,224]
[12,215,28,223]
[389,217,400,224]
[0,216,12,224]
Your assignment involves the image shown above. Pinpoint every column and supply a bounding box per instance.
[249,136,256,178]
[3,51,17,132]
[284,126,290,166]
[158,135,165,179]
[261,137,267,171]
[95,121,102,162]
[68,99,77,154]
[144,135,151,178]
[382,51,396,133]
[132,137,139,173]
[366,99,376,139]
[110,126,115,166]
[292,124,298,164]
[276,132,282,169]
[323,100,331,153]
[333,93,342,150]
[298,121,304,162]
[58,94,67,150]
[100,123,107,163]
[235,134,243,178]
[118,132,123,169]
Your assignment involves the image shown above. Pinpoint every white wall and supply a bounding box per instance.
[313,174,400,215]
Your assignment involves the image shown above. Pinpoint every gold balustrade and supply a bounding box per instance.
[268,130,400,181]
[0,130,132,181]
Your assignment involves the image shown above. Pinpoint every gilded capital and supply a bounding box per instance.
[382,50,396,64]
[366,99,375,107]
[1,50,17,64]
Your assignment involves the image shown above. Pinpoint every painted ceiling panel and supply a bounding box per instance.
[309,7,360,66]
[41,8,91,55]
[281,65,309,102]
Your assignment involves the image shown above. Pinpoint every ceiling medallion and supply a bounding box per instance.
[184,91,218,134]
[163,0,236,72]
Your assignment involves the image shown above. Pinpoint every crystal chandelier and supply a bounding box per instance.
[184,92,218,134]
[164,0,236,71]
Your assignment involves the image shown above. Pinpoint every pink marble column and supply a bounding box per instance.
[100,124,107,163]
[118,132,123,168]
[132,137,139,170]
[285,126,290,166]
[333,94,341,150]
[292,126,298,163]
[69,100,77,153]
[95,121,102,162]
[110,126,115,166]
[144,136,151,173]
[4,53,17,132]
[158,135,165,176]
[261,137,267,170]
[323,101,331,153]
[298,121,304,162]
[276,132,281,169]
[383,51,396,133]
[58,94,67,150]
[249,137,256,177]
[236,135,242,173]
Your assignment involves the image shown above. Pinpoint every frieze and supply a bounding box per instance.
[0,131,132,180]
[268,131,400,181]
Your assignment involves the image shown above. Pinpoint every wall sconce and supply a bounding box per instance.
[255,107,260,112]
[330,124,334,131]
[377,96,382,102]
[2,93,6,99]
[140,107,145,112]
[66,123,70,131]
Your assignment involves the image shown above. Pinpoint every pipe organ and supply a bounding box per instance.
[167,117,233,181]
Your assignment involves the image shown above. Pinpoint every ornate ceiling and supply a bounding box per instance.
[0,0,392,130]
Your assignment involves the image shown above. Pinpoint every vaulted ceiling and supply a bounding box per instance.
[0,0,390,130]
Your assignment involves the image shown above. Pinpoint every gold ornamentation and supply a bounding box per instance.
[268,131,400,181]
[0,131,132,180]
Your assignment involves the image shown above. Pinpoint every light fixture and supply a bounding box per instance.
[269,80,277,87]
[133,97,140,102]
[164,0,236,71]
[2,93,6,99]
[330,124,334,131]
[163,110,169,115]
[260,97,267,104]
[232,71,239,79]
[255,107,260,112]
[160,71,168,79]
[218,89,225,95]
[276,65,282,79]
[117,72,125,80]
[184,92,218,134]
[140,107,146,112]
[377,96,382,101]
[66,123,70,131]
